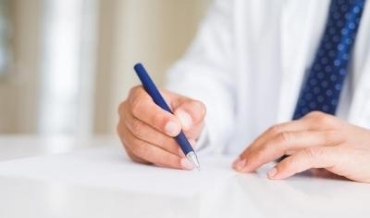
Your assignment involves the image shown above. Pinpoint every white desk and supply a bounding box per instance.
[0,135,369,218]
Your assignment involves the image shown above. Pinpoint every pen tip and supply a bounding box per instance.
[186,151,200,170]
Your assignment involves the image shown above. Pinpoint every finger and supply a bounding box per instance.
[238,120,313,160]
[120,102,184,156]
[118,122,193,170]
[233,112,342,170]
[267,146,339,180]
[129,136,194,170]
[124,145,149,165]
[234,130,343,173]
[243,112,338,159]
[301,111,340,130]
[175,110,205,141]
[128,86,182,137]
[171,98,206,129]
[121,117,184,157]
[172,98,206,142]
[234,112,338,164]
[117,122,149,164]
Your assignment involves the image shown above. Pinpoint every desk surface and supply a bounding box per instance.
[0,135,369,218]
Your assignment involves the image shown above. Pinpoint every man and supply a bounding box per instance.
[117,0,370,183]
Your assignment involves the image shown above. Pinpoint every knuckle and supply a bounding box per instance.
[277,131,292,143]
[128,85,142,97]
[306,111,324,118]
[309,111,331,125]
[199,103,207,119]
[316,113,332,125]
[319,115,335,127]
[130,119,144,137]
[128,87,141,104]
[307,111,334,126]
[131,98,146,117]
[131,97,141,112]
[151,112,168,129]
[129,87,149,112]
[192,100,207,116]
[268,125,282,135]
[303,147,321,159]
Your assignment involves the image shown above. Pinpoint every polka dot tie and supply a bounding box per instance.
[292,0,366,120]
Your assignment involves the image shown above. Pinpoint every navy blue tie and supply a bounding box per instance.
[293,0,366,120]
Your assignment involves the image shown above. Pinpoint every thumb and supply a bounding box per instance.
[173,99,206,140]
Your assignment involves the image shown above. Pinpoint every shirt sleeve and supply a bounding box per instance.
[165,0,237,154]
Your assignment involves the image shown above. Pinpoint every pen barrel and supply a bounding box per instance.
[134,63,195,155]
[175,131,194,154]
[134,63,172,112]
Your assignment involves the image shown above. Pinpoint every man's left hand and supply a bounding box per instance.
[232,111,370,183]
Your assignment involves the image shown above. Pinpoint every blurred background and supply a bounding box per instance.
[0,0,210,137]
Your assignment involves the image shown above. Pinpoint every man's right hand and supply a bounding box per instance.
[117,86,206,170]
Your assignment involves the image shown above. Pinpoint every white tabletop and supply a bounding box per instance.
[0,135,369,218]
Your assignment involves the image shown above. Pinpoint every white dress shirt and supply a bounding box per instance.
[166,0,370,154]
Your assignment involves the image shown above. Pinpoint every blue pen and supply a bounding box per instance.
[134,63,200,170]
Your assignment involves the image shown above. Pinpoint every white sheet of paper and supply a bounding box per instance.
[0,146,239,197]
[3,145,370,218]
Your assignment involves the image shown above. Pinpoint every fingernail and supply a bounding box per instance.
[177,110,192,129]
[267,167,278,179]
[233,158,247,171]
[181,158,194,170]
[165,121,180,136]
